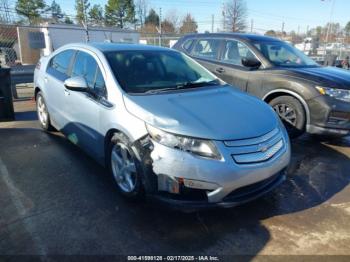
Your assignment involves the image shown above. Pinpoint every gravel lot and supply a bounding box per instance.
[0,99,350,258]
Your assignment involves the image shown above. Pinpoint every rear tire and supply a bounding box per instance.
[36,91,54,131]
[269,96,306,139]
[108,133,144,199]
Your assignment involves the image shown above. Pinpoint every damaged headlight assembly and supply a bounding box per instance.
[146,124,222,160]
[316,86,350,103]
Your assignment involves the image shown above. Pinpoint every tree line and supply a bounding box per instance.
[11,0,199,34]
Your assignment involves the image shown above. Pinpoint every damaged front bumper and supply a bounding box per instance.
[150,169,286,210]
[141,126,291,210]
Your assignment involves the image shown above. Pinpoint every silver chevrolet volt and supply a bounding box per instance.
[34,43,291,209]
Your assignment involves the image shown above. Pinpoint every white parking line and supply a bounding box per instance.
[0,156,46,256]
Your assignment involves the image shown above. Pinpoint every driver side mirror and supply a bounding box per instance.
[242,57,262,69]
[64,76,89,92]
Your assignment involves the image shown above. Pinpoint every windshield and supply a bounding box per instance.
[105,50,220,94]
[253,41,319,67]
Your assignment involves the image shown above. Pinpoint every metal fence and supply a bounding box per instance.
[0,23,143,68]
[0,24,18,67]
[0,22,144,98]
[139,33,181,48]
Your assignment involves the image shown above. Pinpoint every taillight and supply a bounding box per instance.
[36,61,41,70]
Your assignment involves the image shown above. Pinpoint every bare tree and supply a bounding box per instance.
[165,9,180,33]
[179,13,198,34]
[162,19,175,34]
[135,0,148,27]
[224,0,247,32]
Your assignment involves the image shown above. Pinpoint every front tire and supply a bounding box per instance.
[108,133,144,199]
[269,96,306,139]
[36,91,54,131]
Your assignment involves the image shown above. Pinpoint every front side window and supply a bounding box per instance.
[191,39,221,60]
[222,40,257,67]
[254,41,318,67]
[71,51,106,96]
[105,50,220,94]
[71,51,98,88]
[47,49,75,80]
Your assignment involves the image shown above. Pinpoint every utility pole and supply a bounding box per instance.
[281,22,285,34]
[324,0,336,59]
[82,0,89,42]
[159,7,162,46]
[250,19,254,33]
[211,14,214,33]
[222,2,226,32]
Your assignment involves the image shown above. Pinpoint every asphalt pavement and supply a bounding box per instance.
[0,99,350,258]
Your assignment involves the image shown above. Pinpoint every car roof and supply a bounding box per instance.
[183,33,282,42]
[76,42,174,52]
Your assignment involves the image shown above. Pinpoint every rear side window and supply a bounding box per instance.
[191,39,221,60]
[182,39,194,52]
[71,51,106,97]
[47,50,75,81]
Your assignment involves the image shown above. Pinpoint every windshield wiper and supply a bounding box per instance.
[144,87,182,94]
[176,80,219,88]
[144,80,220,94]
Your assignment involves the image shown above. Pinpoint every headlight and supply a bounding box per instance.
[146,124,221,160]
[316,86,350,102]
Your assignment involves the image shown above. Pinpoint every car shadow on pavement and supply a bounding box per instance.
[0,127,349,255]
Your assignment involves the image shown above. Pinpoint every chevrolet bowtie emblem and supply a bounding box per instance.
[259,144,268,152]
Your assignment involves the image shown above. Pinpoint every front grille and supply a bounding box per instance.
[224,127,284,164]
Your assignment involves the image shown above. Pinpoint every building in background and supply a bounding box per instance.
[1,23,140,66]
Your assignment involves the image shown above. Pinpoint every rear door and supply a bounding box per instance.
[189,38,223,76]
[62,50,108,158]
[214,39,261,92]
[45,49,75,129]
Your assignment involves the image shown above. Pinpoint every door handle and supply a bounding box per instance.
[215,67,225,74]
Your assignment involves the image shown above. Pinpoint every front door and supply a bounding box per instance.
[62,50,107,159]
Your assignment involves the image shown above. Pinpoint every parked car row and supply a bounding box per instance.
[34,34,349,210]
[173,33,350,138]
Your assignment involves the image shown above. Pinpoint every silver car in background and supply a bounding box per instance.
[34,43,291,209]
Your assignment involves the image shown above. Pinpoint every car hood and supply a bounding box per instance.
[273,66,350,90]
[123,86,278,140]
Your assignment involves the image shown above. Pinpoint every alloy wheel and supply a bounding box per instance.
[111,143,137,193]
[273,103,297,127]
[37,96,48,126]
